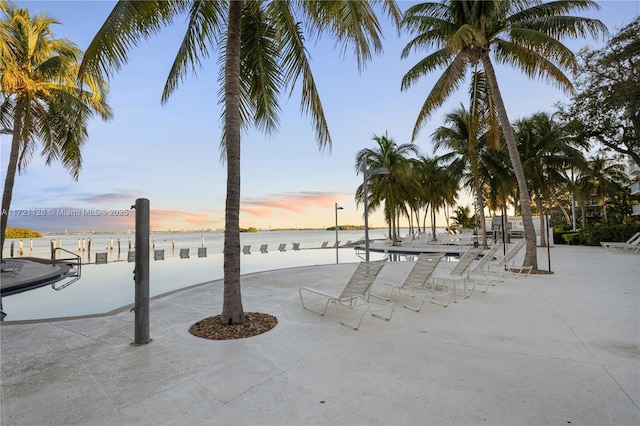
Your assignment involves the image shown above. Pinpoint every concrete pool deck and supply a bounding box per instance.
[1,245,639,425]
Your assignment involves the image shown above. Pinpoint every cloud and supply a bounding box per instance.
[241,192,352,218]
[150,209,211,229]
[78,192,137,204]
[15,188,138,208]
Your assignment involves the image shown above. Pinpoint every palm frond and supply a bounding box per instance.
[241,1,282,135]
[79,0,186,80]
[408,52,469,140]
[515,15,608,41]
[509,0,601,22]
[267,1,331,149]
[401,47,455,89]
[401,25,452,59]
[493,37,574,94]
[302,0,384,71]
[161,0,226,103]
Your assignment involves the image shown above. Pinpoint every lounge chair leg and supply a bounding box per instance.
[335,303,368,330]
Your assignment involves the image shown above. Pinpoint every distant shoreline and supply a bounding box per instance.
[32,226,382,237]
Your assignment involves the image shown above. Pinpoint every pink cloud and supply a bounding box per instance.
[241,192,352,218]
[150,209,211,228]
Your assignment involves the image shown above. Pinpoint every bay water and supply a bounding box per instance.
[2,229,406,321]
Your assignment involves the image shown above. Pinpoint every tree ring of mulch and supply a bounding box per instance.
[508,268,554,275]
[189,312,278,340]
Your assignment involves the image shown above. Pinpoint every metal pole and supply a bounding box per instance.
[571,169,577,231]
[571,193,576,231]
[363,163,370,262]
[132,198,151,345]
[335,203,340,264]
[501,211,507,255]
[546,211,551,272]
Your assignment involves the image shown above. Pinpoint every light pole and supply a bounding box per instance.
[335,202,343,264]
[363,162,390,262]
[570,168,577,231]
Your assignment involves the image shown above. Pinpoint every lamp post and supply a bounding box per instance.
[570,168,577,231]
[363,162,390,262]
[335,202,343,264]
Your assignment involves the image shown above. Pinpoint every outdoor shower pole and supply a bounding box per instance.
[335,202,343,264]
[132,198,151,345]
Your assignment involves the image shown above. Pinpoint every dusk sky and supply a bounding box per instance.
[2,1,638,233]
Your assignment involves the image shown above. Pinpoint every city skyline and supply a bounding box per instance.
[2,1,638,233]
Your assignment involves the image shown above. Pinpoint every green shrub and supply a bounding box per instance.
[562,232,584,245]
[575,223,640,246]
[5,227,43,238]
[553,225,574,245]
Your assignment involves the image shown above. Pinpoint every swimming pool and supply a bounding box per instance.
[1,247,393,322]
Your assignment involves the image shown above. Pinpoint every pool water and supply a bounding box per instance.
[1,248,392,321]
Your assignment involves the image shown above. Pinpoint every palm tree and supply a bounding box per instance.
[355,133,419,243]
[452,205,474,229]
[412,156,457,241]
[577,155,629,223]
[0,1,15,68]
[514,112,586,246]
[400,0,606,269]
[80,1,401,325]
[0,3,112,260]
[432,103,491,246]
[477,138,517,225]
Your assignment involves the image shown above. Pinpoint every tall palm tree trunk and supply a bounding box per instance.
[578,197,587,227]
[550,190,571,224]
[221,0,245,325]
[430,207,437,241]
[472,161,487,247]
[1,107,24,263]
[535,196,547,247]
[482,56,538,269]
[600,188,608,222]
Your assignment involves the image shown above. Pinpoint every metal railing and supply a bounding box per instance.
[51,248,82,290]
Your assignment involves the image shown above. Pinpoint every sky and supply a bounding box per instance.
[2,0,639,233]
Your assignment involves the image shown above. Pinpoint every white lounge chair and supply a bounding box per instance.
[371,253,446,312]
[613,238,640,253]
[601,233,640,253]
[429,247,483,302]
[620,238,640,253]
[600,232,640,252]
[486,240,532,277]
[397,233,414,246]
[466,244,503,294]
[320,242,328,249]
[299,259,393,330]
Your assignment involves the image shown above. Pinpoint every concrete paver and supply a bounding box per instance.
[1,245,639,425]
